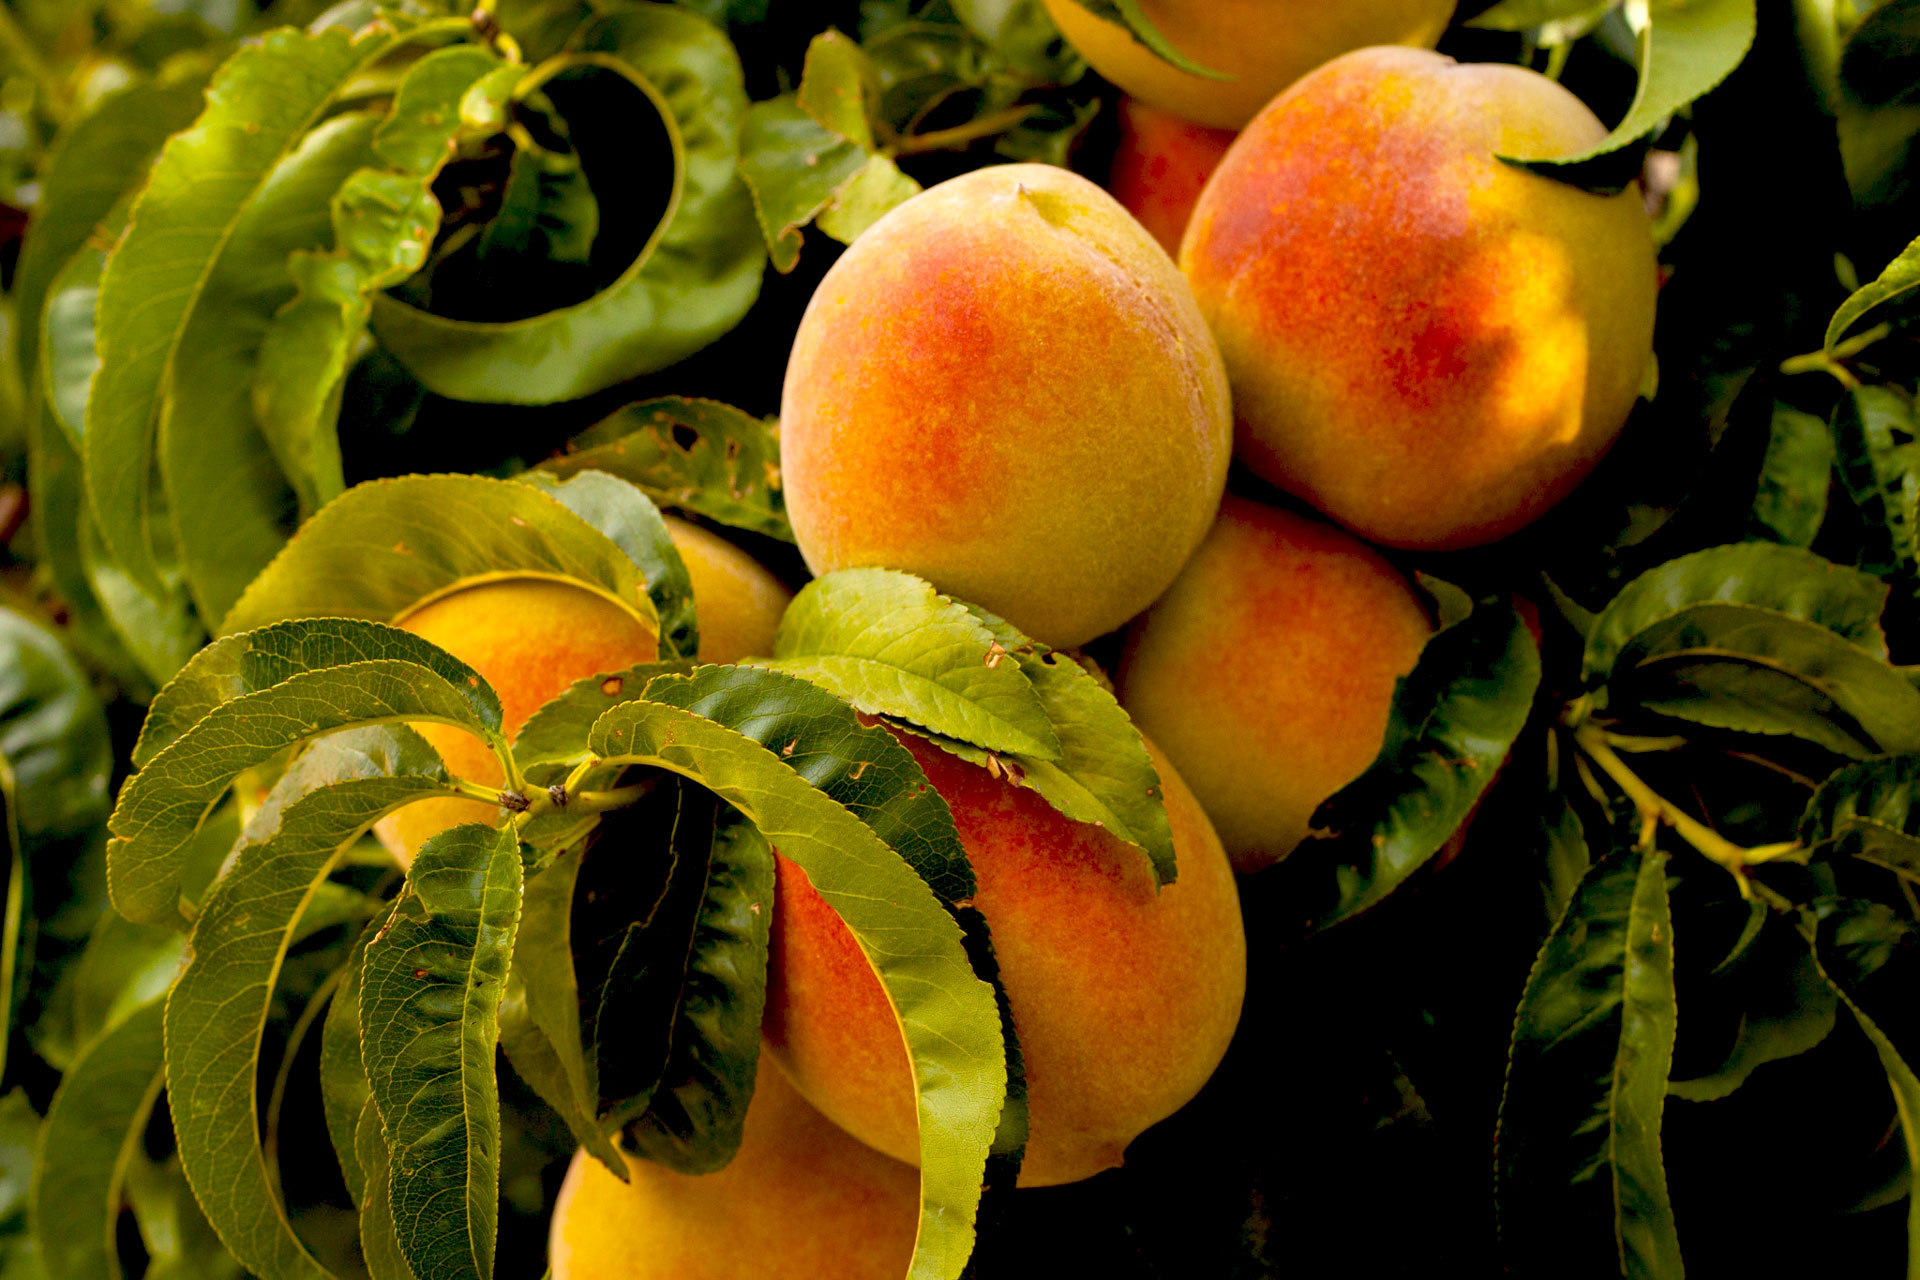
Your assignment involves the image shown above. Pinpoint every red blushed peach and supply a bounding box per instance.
[1116,495,1433,874]
[1041,0,1457,131]
[1109,96,1237,257]
[779,163,1231,650]
[549,1061,917,1280]
[1181,47,1658,550]
[764,730,1245,1187]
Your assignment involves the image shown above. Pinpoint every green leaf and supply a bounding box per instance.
[619,813,774,1173]
[904,605,1176,885]
[84,21,423,599]
[123,1153,245,1280]
[361,823,521,1280]
[108,650,503,925]
[29,998,167,1280]
[1801,754,1920,865]
[321,922,378,1208]
[765,569,1061,760]
[1585,542,1893,681]
[1832,386,1920,584]
[1075,0,1227,79]
[368,4,764,404]
[1508,0,1756,174]
[1497,843,1683,1279]
[496,841,622,1176]
[737,95,870,272]
[12,70,212,389]
[1614,606,1920,757]
[543,397,790,542]
[587,696,1003,1280]
[1468,0,1619,31]
[352,1098,417,1280]
[1283,588,1541,932]
[220,473,655,641]
[166,726,457,1280]
[59,912,186,1068]
[1749,403,1834,548]
[641,665,975,902]
[1828,236,1920,354]
[511,661,693,775]
[1667,923,1836,1101]
[255,45,517,517]
[512,470,697,661]
[0,610,113,845]
[1539,789,1593,925]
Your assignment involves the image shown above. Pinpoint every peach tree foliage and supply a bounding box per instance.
[0,2,1916,1280]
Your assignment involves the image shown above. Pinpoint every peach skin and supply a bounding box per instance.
[1116,495,1433,874]
[1109,96,1237,257]
[764,729,1245,1187]
[779,163,1231,650]
[1041,0,1457,130]
[1181,47,1658,549]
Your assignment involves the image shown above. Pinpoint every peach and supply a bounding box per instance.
[548,1061,917,1280]
[779,163,1231,650]
[1109,97,1237,257]
[1181,47,1658,549]
[1117,495,1433,874]
[764,729,1244,1187]
[1041,0,1457,130]
[377,517,792,861]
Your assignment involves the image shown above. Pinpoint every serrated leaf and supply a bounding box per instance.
[254,46,516,517]
[13,71,212,389]
[543,397,790,542]
[511,661,693,775]
[1667,923,1836,1102]
[1540,790,1593,925]
[620,813,774,1173]
[1750,403,1834,548]
[513,471,697,661]
[368,4,764,403]
[1833,386,1920,584]
[1497,844,1683,1279]
[353,1099,417,1280]
[84,22,420,598]
[164,727,457,1280]
[738,94,872,272]
[1828,233,1920,353]
[766,569,1060,760]
[1801,754,1920,864]
[1586,543,1892,681]
[1282,588,1541,932]
[642,665,975,902]
[219,473,655,641]
[587,696,1003,1280]
[321,921,379,1209]
[29,998,167,1280]
[361,822,521,1280]
[1509,0,1755,174]
[1615,607,1920,757]
[108,655,503,925]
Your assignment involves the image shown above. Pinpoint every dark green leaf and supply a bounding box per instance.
[1540,789,1592,925]
[766,568,1060,760]
[543,398,790,542]
[29,998,166,1280]
[165,727,457,1280]
[368,5,764,403]
[587,696,1002,1280]
[1749,403,1834,548]
[220,473,654,641]
[1585,543,1892,682]
[361,823,521,1280]
[1828,233,1920,352]
[0,609,113,845]
[353,1099,416,1280]
[1800,754,1920,870]
[1284,589,1540,932]
[1668,924,1836,1102]
[123,1154,246,1280]
[321,921,379,1208]
[1832,386,1919,585]
[1497,844,1683,1278]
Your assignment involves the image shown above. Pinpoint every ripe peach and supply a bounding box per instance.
[1109,96,1236,257]
[1041,0,1457,130]
[779,163,1231,650]
[377,518,791,861]
[1116,495,1432,874]
[764,729,1245,1187]
[1181,47,1658,549]
[548,1061,916,1280]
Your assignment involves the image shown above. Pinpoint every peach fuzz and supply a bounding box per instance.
[1180,47,1658,550]
[1040,0,1456,130]
[376,517,792,863]
[548,1061,917,1280]
[1117,496,1432,874]
[764,728,1244,1187]
[779,163,1231,651]
[1109,97,1237,257]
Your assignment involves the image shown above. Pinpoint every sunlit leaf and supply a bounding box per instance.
[1827,233,1920,352]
